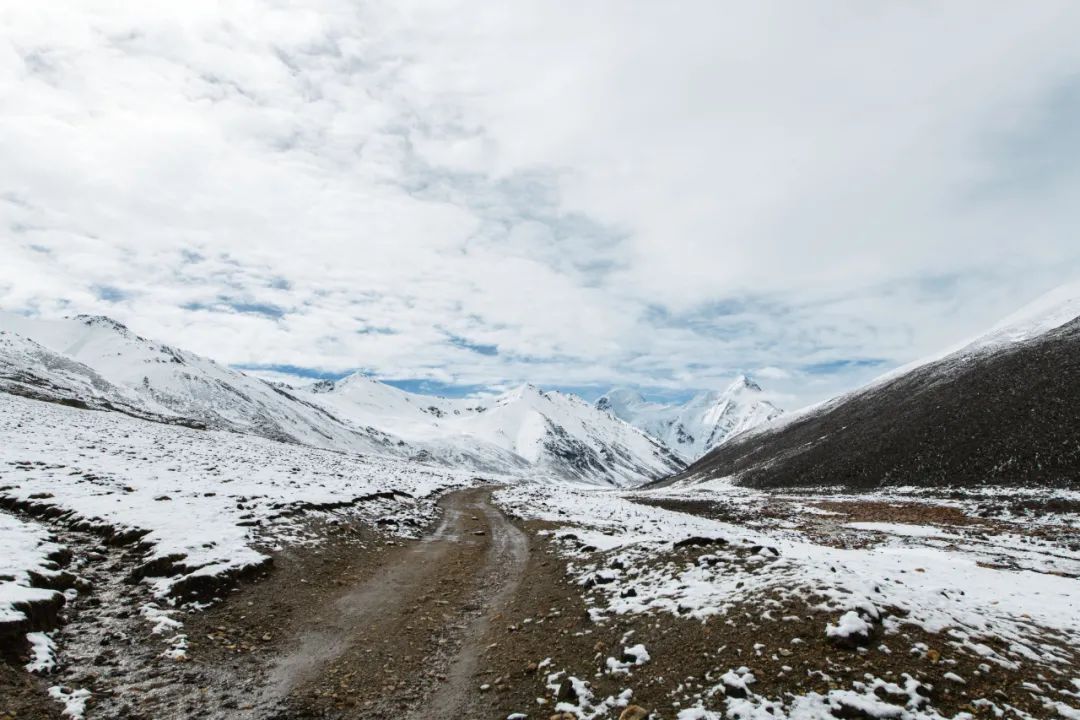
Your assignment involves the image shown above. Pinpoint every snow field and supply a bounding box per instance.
[0,392,474,616]
[495,481,1080,719]
[0,511,63,625]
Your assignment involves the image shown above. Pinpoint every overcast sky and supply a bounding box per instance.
[3,1,1080,409]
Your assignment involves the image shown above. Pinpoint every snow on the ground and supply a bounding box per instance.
[500,480,1080,718]
[825,610,872,641]
[25,630,58,672]
[0,392,476,607]
[843,522,951,538]
[0,510,63,626]
[496,480,1080,714]
[48,685,92,719]
[676,676,960,720]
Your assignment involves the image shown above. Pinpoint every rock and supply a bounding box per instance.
[674,536,727,549]
[825,610,873,649]
[619,706,650,720]
[723,679,749,699]
[556,678,580,704]
[831,698,883,719]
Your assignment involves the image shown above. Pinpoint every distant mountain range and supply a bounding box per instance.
[305,374,685,485]
[595,375,783,462]
[0,312,736,486]
[659,283,1080,490]
[4,281,1078,490]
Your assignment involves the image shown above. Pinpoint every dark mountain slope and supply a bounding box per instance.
[661,316,1080,490]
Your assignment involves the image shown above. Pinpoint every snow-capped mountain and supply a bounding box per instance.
[0,312,404,456]
[0,312,683,485]
[307,376,684,486]
[661,282,1080,490]
[595,375,783,462]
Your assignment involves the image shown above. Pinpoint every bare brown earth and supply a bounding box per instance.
[5,488,1078,720]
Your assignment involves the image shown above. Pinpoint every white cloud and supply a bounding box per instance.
[2,1,1079,408]
[755,367,791,381]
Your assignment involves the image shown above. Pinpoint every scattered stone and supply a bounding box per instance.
[674,536,727,549]
[825,611,872,649]
[556,678,580,704]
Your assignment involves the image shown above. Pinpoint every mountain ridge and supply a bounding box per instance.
[658,284,1080,490]
[0,312,682,486]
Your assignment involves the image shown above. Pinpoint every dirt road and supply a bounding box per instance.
[254,486,529,718]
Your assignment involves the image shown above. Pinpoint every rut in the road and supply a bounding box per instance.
[259,487,528,719]
[415,491,528,719]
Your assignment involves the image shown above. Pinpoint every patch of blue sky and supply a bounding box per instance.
[800,358,888,375]
[226,301,285,318]
[447,334,498,356]
[233,363,350,380]
[181,299,286,319]
[383,379,491,398]
[93,285,129,302]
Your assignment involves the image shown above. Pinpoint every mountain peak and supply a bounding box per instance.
[596,386,647,413]
[726,374,762,393]
[73,314,134,337]
[310,379,336,393]
[598,377,783,462]
[501,382,547,402]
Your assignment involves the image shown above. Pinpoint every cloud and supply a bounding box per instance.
[2,1,1079,409]
[755,367,791,381]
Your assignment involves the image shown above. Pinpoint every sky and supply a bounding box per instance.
[2,1,1080,410]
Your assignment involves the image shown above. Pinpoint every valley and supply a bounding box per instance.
[2,287,1079,719]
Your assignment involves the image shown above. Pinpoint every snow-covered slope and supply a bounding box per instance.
[595,376,783,462]
[0,312,683,485]
[0,390,471,635]
[664,282,1080,489]
[0,312,405,456]
[732,280,1080,445]
[308,377,684,486]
